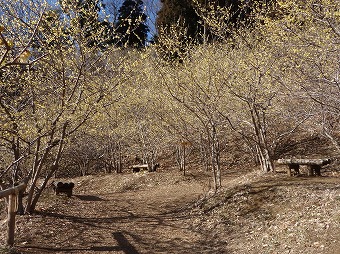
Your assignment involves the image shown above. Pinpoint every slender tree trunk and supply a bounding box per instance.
[182,145,186,176]
[176,144,187,175]
[29,123,67,213]
[117,142,123,173]
[200,132,210,172]
[176,145,184,172]
[29,165,57,212]
[23,137,41,214]
[12,138,20,184]
[210,123,221,191]
[250,104,274,172]
[25,144,51,213]
[11,137,26,214]
[324,129,340,154]
[25,125,57,213]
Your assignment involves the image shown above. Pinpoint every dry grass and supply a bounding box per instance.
[0,165,339,254]
[190,170,340,254]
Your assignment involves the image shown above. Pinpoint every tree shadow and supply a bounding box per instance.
[19,202,232,253]
[17,232,138,253]
[113,231,140,254]
[74,194,105,201]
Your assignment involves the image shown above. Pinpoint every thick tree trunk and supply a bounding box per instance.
[257,144,274,172]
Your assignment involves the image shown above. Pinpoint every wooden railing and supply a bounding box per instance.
[0,182,26,246]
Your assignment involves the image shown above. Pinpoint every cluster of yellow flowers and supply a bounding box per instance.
[0,24,31,63]
[0,24,14,47]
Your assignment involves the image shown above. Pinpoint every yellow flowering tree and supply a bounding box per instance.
[262,0,340,153]
[0,1,46,212]
[0,0,124,213]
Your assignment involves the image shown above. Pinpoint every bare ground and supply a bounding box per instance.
[1,166,339,254]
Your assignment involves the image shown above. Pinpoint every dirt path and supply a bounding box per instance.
[11,172,227,254]
[4,169,338,254]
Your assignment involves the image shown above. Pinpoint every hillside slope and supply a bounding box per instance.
[0,168,339,254]
[191,170,340,254]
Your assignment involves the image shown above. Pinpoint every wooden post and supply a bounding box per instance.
[309,165,321,176]
[289,164,300,176]
[7,193,16,246]
[286,165,292,176]
[314,165,321,176]
[0,182,27,247]
[308,166,314,176]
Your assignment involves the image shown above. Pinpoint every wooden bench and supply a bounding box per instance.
[132,164,149,173]
[277,158,331,176]
[132,163,160,173]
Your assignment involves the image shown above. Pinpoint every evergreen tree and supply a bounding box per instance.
[156,0,275,43]
[156,0,201,41]
[116,0,149,48]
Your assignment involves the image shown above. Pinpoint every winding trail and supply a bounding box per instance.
[13,172,228,253]
[2,169,339,254]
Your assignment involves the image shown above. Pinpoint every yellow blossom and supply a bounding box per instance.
[19,50,31,63]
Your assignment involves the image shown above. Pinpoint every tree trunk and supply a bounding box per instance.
[24,136,43,214]
[249,103,274,172]
[182,145,186,176]
[176,144,187,175]
[7,194,16,246]
[176,145,184,172]
[323,129,340,154]
[16,190,25,215]
[11,137,25,214]
[210,123,221,191]
[29,123,67,213]
[24,146,50,214]
[30,165,57,212]
[199,132,210,172]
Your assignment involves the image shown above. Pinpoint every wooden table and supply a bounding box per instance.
[277,158,331,176]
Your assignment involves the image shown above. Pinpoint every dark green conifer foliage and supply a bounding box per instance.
[116,0,149,48]
[156,0,276,43]
[156,0,201,41]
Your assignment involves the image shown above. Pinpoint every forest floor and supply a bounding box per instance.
[0,164,339,254]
